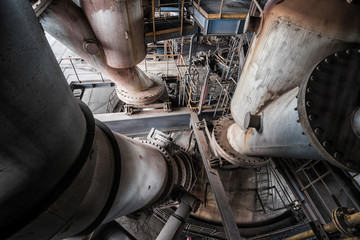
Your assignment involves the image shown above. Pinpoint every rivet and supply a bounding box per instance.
[314,128,322,135]
[310,75,316,81]
[335,52,340,58]
[346,49,352,55]
[334,152,341,159]
[322,141,331,147]
[324,58,330,64]
[308,114,317,121]
[306,101,312,107]
[306,87,313,93]
[316,66,321,71]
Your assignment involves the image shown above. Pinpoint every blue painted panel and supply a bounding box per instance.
[207,19,244,35]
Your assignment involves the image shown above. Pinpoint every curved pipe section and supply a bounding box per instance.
[226,0,360,171]
[39,0,165,103]
[0,0,87,230]
[0,1,190,239]
[231,0,360,129]
[227,88,322,159]
[80,0,146,69]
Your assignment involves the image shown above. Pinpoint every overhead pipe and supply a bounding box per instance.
[38,0,166,105]
[0,1,192,239]
[216,0,360,171]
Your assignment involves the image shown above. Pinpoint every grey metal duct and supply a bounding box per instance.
[218,0,360,171]
[38,0,166,105]
[227,88,322,159]
[231,0,360,129]
[0,1,192,239]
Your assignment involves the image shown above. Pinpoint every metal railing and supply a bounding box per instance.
[58,57,106,83]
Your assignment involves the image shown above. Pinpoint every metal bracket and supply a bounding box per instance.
[124,105,133,115]
[207,156,223,168]
[163,101,172,112]
[195,119,207,130]
[147,128,172,148]
[309,220,329,240]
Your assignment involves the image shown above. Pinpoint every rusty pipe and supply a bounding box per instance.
[285,212,360,240]
[227,0,360,171]
[80,0,146,69]
[39,0,154,92]
[231,0,360,130]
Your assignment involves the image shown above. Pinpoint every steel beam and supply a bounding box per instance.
[190,113,241,240]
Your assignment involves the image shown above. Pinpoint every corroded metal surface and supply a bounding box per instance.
[80,0,146,69]
[228,88,322,160]
[298,49,360,172]
[231,0,360,130]
[212,115,267,167]
[115,71,166,105]
[39,0,165,104]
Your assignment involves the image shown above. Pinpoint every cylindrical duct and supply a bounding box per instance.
[80,0,146,69]
[103,133,169,222]
[0,1,190,239]
[0,0,87,229]
[231,0,360,130]
[226,0,360,171]
[227,88,322,159]
[39,0,166,103]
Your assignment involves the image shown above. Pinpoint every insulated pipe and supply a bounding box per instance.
[227,88,322,159]
[0,0,87,229]
[0,1,186,239]
[231,0,360,130]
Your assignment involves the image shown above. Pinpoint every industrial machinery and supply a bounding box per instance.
[1,0,360,239]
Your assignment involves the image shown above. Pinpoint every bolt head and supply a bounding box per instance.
[322,141,331,147]
[334,152,341,159]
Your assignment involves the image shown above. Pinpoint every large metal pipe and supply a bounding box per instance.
[231,0,360,129]
[227,88,322,159]
[39,0,165,104]
[80,0,146,69]
[0,1,190,239]
[225,0,360,171]
[0,0,87,230]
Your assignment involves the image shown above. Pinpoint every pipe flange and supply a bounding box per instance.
[332,207,360,237]
[298,49,360,172]
[212,115,268,168]
[116,73,166,105]
[174,150,195,192]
